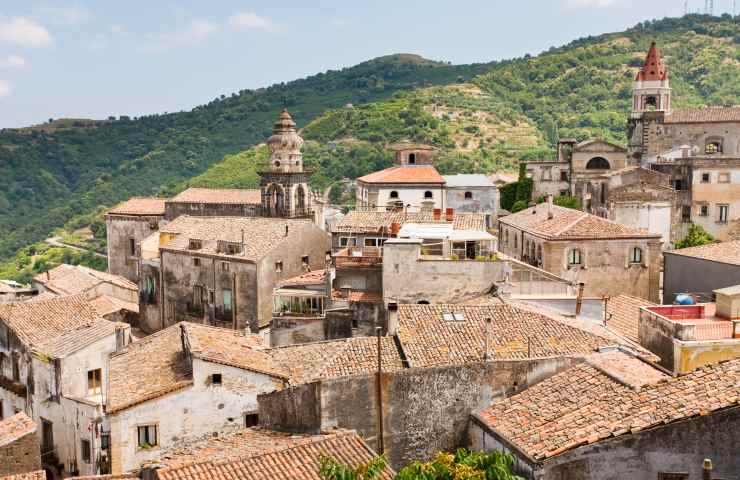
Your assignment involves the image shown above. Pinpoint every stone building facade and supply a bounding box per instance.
[498,200,662,302]
[0,412,42,477]
[138,216,329,335]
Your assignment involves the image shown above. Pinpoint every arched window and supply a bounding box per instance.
[389,191,399,199]
[705,138,723,155]
[408,153,416,165]
[568,248,582,266]
[586,157,610,170]
[630,247,643,264]
[464,191,473,200]
[424,191,433,199]
[417,300,430,305]
[645,96,659,110]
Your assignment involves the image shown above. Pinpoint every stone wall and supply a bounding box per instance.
[0,428,41,476]
[471,405,740,480]
[163,202,260,221]
[382,239,504,305]
[258,357,579,470]
[106,215,162,283]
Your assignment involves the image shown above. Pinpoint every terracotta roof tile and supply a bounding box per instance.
[154,430,394,480]
[169,188,262,205]
[0,412,36,448]
[0,295,115,357]
[605,295,656,344]
[278,269,327,288]
[348,291,383,303]
[33,264,137,296]
[500,204,658,240]
[666,240,740,266]
[107,197,166,216]
[397,304,611,368]
[267,337,404,385]
[477,354,739,461]
[333,210,485,234]
[664,107,740,124]
[357,165,444,184]
[88,295,139,317]
[160,216,321,261]
[0,472,46,480]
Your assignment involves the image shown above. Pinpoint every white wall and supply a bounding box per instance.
[358,183,445,210]
[611,202,672,246]
[109,359,284,473]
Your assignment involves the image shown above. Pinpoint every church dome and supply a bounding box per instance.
[267,108,304,154]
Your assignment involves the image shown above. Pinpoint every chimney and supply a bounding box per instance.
[433,208,442,221]
[285,224,289,237]
[386,303,399,336]
[714,286,740,321]
[141,463,166,480]
[547,194,554,220]
[390,222,401,235]
[445,208,454,222]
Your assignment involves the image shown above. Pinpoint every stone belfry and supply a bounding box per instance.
[259,108,316,220]
[628,42,672,162]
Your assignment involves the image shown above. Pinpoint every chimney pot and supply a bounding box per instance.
[445,208,454,222]
[547,194,554,220]
[433,208,442,221]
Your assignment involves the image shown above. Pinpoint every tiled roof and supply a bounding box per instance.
[278,269,326,288]
[154,430,393,480]
[397,304,611,368]
[268,336,404,385]
[108,323,289,413]
[348,291,383,303]
[333,210,485,234]
[0,295,113,357]
[477,354,739,461]
[605,295,656,344]
[499,204,657,240]
[357,165,445,184]
[0,472,46,480]
[107,197,166,216]
[169,188,262,205]
[666,240,740,266]
[182,323,288,380]
[0,412,36,448]
[107,324,193,414]
[665,107,740,124]
[41,319,126,359]
[89,295,139,317]
[160,216,318,261]
[33,264,137,296]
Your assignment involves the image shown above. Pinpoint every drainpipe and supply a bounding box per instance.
[375,326,384,455]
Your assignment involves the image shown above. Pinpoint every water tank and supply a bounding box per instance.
[675,294,695,305]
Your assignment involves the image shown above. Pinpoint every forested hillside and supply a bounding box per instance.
[1,14,739,271]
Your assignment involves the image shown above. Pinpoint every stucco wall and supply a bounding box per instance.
[106,215,162,283]
[445,186,498,220]
[382,239,504,305]
[109,359,283,474]
[357,183,445,210]
[259,357,579,470]
[691,165,740,241]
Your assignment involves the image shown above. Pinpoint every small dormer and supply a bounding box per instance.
[388,142,436,166]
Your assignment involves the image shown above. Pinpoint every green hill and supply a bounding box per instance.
[1,14,739,275]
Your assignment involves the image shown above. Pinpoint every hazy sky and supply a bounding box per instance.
[0,0,735,128]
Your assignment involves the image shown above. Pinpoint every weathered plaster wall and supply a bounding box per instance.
[445,187,498,220]
[106,216,162,283]
[0,428,41,476]
[382,239,504,304]
[163,202,260,222]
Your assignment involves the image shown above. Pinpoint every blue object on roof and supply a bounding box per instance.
[675,294,695,305]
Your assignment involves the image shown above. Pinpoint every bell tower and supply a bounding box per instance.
[259,109,315,220]
[628,42,671,162]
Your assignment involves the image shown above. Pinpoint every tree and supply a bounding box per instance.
[319,454,388,480]
[511,200,528,213]
[674,224,715,249]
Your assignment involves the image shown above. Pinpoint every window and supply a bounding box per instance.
[560,171,568,182]
[424,191,433,199]
[630,247,643,265]
[11,354,19,382]
[188,239,202,250]
[705,140,722,154]
[244,413,259,428]
[208,290,215,304]
[718,172,730,183]
[137,425,158,449]
[700,205,709,217]
[275,261,283,273]
[701,173,711,183]
[364,238,386,247]
[682,205,691,223]
[302,255,310,267]
[464,191,473,200]
[87,369,102,396]
[101,433,110,451]
[339,237,357,247]
[223,289,232,313]
[568,249,582,266]
[718,204,729,224]
[193,257,201,267]
[586,157,610,170]
[408,153,416,165]
[81,439,91,463]
[389,191,399,199]
[128,238,136,256]
[193,285,205,309]
[211,373,222,385]
[222,262,230,272]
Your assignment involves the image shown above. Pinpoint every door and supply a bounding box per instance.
[41,419,53,454]
[466,241,476,260]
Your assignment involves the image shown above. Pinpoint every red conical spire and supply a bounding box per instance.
[636,42,668,82]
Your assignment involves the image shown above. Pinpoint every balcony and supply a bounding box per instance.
[334,247,383,268]
[644,305,736,341]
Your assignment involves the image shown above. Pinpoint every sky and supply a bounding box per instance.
[0,0,736,128]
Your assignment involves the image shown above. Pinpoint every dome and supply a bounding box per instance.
[267,108,304,154]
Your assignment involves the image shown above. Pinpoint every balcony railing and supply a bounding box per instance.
[334,247,383,268]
